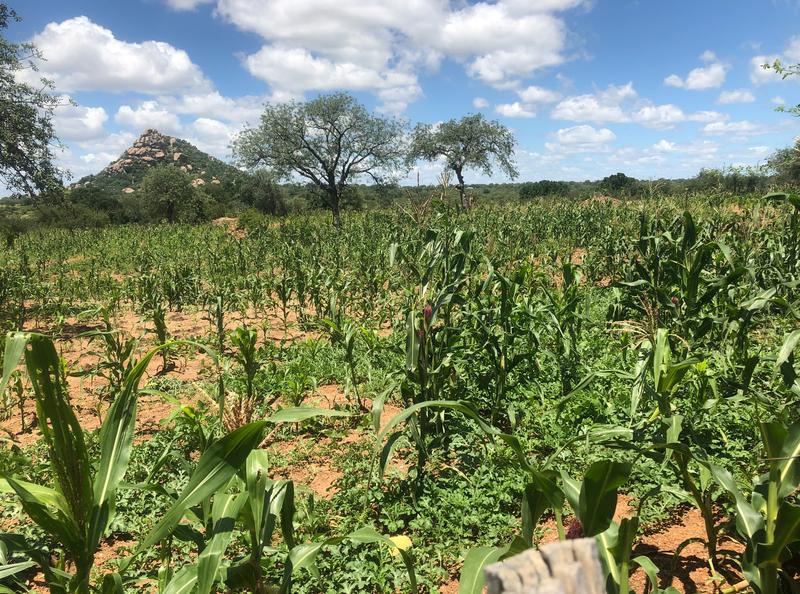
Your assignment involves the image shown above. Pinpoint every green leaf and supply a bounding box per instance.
[757,503,800,565]
[23,335,93,532]
[709,464,764,540]
[578,461,631,536]
[285,527,417,591]
[196,492,247,594]
[458,545,512,594]
[776,330,800,374]
[377,400,534,473]
[127,421,267,567]
[0,332,29,396]
[0,561,36,580]
[161,566,199,594]
[266,407,351,424]
[3,476,82,554]
[89,343,172,551]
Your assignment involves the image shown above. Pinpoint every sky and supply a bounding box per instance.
[7,0,800,185]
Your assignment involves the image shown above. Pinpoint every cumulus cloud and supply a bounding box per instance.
[244,43,421,113]
[52,97,109,141]
[216,0,583,110]
[495,102,536,118]
[702,120,771,137]
[664,51,728,90]
[551,82,634,123]
[551,82,726,129]
[472,97,489,109]
[165,0,214,9]
[154,91,266,125]
[20,16,209,94]
[440,3,569,86]
[717,89,756,104]
[517,85,562,104]
[546,125,616,152]
[185,117,239,158]
[115,101,183,134]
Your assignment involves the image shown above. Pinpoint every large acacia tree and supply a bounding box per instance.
[233,92,406,227]
[0,4,63,198]
[407,113,518,209]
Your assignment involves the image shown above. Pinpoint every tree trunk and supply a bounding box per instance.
[454,167,467,210]
[329,188,342,228]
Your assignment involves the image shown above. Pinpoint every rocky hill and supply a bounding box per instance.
[73,129,242,195]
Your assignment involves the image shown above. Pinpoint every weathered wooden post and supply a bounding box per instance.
[484,538,605,594]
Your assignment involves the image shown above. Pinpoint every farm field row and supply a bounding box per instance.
[1,195,799,593]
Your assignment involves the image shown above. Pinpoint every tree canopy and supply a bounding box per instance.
[407,113,518,209]
[233,92,406,227]
[140,165,197,223]
[0,3,63,198]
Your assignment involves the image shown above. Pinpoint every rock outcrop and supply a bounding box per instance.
[103,129,178,175]
[72,128,242,195]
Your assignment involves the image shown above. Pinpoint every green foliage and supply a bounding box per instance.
[0,4,64,198]
[407,114,518,209]
[139,166,200,224]
[3,190,800,593]
[234,92,406,226]
[519,180,569,200]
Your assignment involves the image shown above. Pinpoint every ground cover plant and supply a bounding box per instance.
[0,188,799,593]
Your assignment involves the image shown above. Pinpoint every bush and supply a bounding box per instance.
[236,171,287,215]
[519,180,569,200]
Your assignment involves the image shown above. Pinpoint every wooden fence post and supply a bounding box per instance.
[484,538,605,594]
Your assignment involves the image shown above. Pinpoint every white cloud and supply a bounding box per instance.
[786,36,800,62]
[517,85,562,104]
[115,101,183,134]
[717,89,756,104]
[652,140,676,152]
[552,82,726,129]
[773,96,786,105]
[21,16,209,94]
[664,52,727,90]
[440,3,568,87]
[165,0,214,9]
[551,82,634,123]
[186,117,239,158]
[218,0,582,109]
[156,92,265,125]
[631,104,686,129]
[495,102,536,118]
[472,97,489,109]
[702,120,771,137]
[699,50,718,63]
[52,97,109,141]
[546,125,616,152]
[244,44,421,113]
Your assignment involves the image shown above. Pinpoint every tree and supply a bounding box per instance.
[407,113,518,209]
[600,172,639,196]
[768,140,800,188]
[0,4,64,197]
[140,165,196,223]
[233,92,405,227]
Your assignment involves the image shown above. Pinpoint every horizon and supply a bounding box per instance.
[6,0,800,190]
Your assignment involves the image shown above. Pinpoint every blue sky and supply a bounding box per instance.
[9,0,800,184]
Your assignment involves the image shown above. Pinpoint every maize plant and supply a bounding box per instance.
[0,332,175,593]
